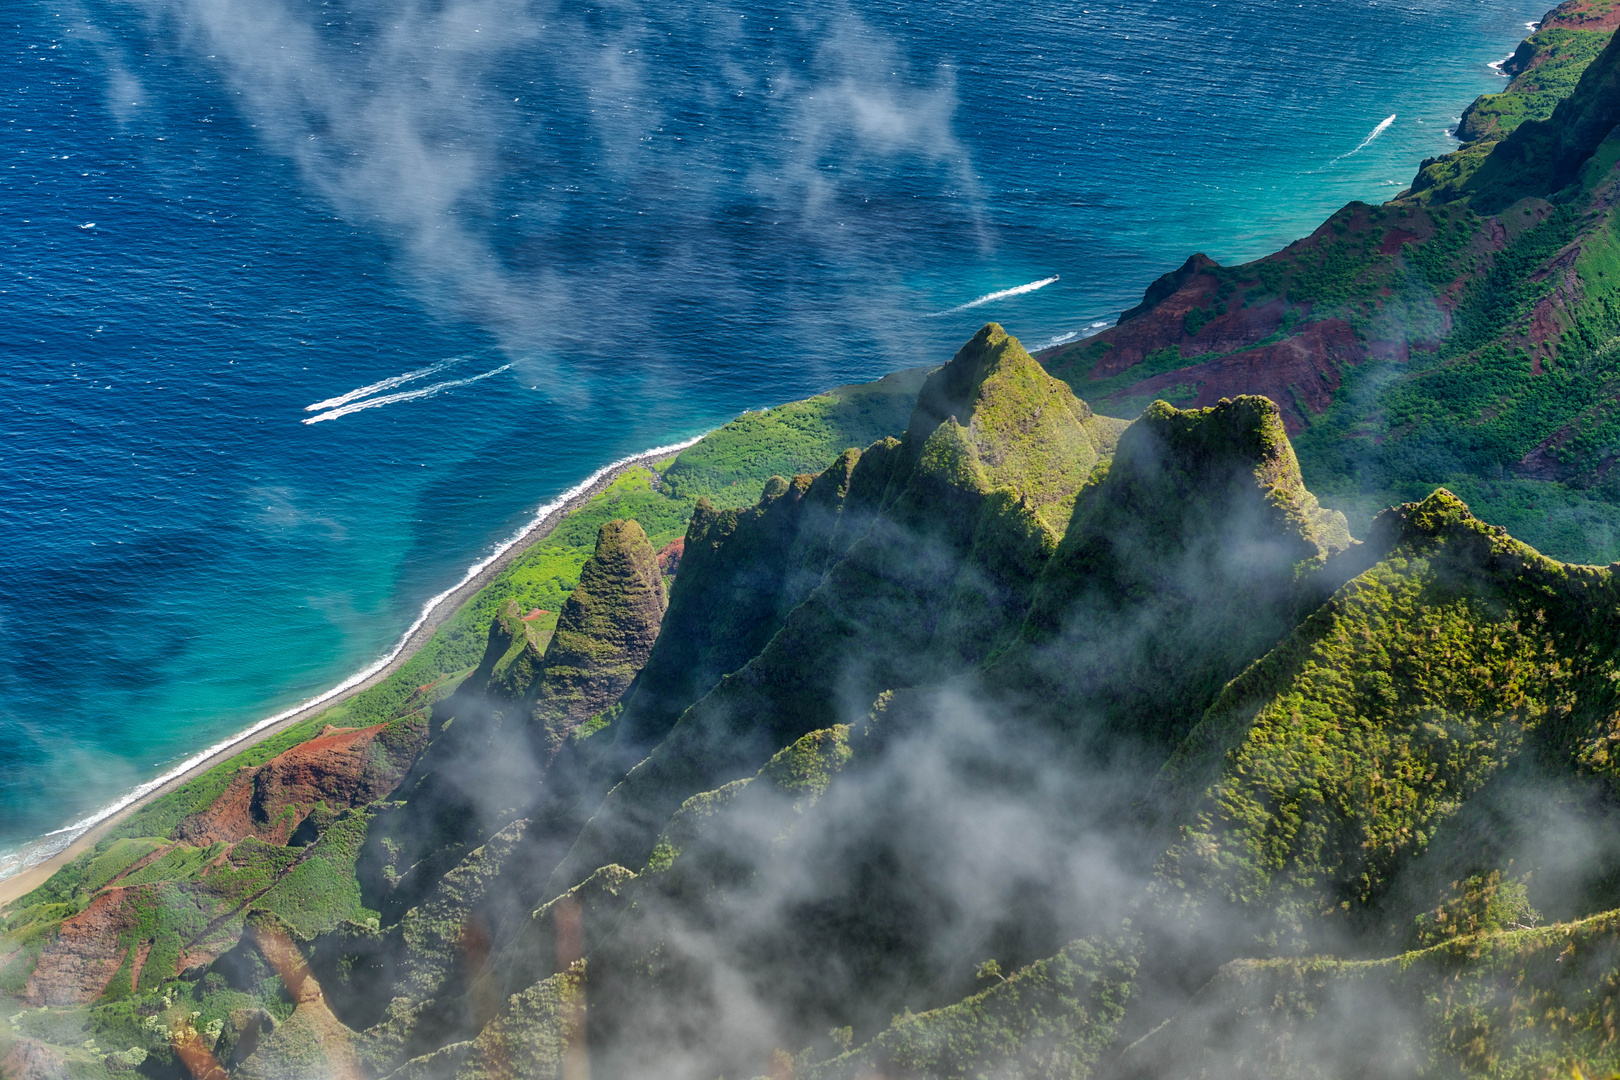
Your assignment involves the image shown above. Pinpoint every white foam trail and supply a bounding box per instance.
[1334,114,1396,162]
[928,275,1059,317]
[1035,318,1116,351]
[302,364,510,424]
[304,357,468,413]
[0,433,707,884]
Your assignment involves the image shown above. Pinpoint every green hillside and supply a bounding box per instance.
[1039,0,1620,564]
[16,6,1620,1080]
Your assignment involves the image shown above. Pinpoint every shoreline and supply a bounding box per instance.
[0,436,702,909]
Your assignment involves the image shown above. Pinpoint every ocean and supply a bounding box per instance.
[0,0,1547,874]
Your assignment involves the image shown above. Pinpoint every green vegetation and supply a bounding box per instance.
[1079,345,1190,403]
[1028,25,1620,567]
[1124,909,1620,1079]
[65,379,922,875]
[0,362,927,1078]
[529,519,668,757]
[663,368,928,507]
[1158,489,1620,960]
[547,325,1126,890]
[804,934,1139,1080]
[1458,27,1615,143]
[1285,211,1387,306]
[23,16,1620,1079]
[256,810,376,938]
[756,726,852,813]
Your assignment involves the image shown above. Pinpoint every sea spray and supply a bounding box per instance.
[0,433,705,884]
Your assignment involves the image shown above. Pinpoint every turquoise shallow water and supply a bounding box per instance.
[0,0,1547,872]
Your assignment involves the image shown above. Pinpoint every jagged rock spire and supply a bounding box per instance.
[530,518,667,759]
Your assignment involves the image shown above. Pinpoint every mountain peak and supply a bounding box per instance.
[904,322,1035,439]
[1118,252,1221,325]
[901,323,1123,521]
[1104,396,1352,558]
[1000,395,1353,750]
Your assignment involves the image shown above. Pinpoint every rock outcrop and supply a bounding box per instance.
[529,519,667,759]
[1,1039,70,1080]
[176,719,423,846]
[990,395,1353,753]
[23,888,138,1006]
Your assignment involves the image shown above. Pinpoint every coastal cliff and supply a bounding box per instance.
[1040,0,1620,561]
[14,6,1620,1080]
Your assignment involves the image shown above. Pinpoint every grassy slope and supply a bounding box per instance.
[1121,907,1620,1078]
[1456,25,1615,142]
[1159,491,1618,944]
[539,389,1620,1079]
[662,367,930,507]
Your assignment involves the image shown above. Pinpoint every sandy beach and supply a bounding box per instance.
[0,444,689,909]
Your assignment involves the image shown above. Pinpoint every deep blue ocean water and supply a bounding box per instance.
[1,0,1547,873]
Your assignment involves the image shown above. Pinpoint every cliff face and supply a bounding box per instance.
[608,454,869,755]
[528,518,666,760]
[1156,489,1620,952]
[990,395,1353,755]
[1458,0,1620,143]
[0,380,928,1080]
[175,720,422,846]
[539,325,1127,894]
[453,334,1620,1079]
[473,599,548,701]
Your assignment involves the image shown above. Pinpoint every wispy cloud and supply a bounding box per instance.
[95,0,986,382]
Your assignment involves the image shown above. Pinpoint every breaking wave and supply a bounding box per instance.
[1035,320,1112,350]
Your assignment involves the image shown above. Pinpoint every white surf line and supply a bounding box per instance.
[305,356,470,413]
[1035,319,1113,351]
[1332,114,1397,162]
[302,364,511,424]
[0,433,708,884]
[928,275,1059,317]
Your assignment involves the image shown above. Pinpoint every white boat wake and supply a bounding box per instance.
[303,363,511,424]
[304,357,469,413]
[1333,114,1396,162]
[929,275,1059,317]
